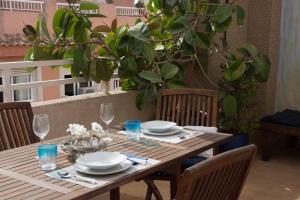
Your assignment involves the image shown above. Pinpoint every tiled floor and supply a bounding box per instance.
[95,143,300,200]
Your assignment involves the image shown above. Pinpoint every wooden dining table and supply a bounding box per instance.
[0,130,231,200]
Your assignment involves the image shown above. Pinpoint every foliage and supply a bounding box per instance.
[218,44,271,134]
[23,0,270,125]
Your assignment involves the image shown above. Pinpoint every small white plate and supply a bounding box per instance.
[142,126,182,136]
[76,152,127,170]
[142,121,176,132]
[73,160,133,175]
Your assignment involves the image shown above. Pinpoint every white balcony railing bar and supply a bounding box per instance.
[0,59,120,102]
[0,0,44,12]
[116,6,145,16]
[56,2,98,14]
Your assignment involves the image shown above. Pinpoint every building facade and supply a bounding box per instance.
[0,0,142,102]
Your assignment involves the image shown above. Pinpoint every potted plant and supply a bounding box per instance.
[23,0,271,124]
[218,44,271,151]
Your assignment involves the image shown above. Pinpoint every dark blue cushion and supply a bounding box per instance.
[181,156,206,171]
[261,109,300,127]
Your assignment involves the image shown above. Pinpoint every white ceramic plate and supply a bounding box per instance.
[76,152,127,170]
[142,126,182,136]
[73,160,133,175]
[142,121,176,132]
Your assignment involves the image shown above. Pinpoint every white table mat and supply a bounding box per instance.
[46,158,160,188]
[118,127,206,144]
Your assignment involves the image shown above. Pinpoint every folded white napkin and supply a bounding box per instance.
[183,126,218,133]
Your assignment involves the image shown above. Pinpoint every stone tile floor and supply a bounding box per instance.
[95,142,300,200]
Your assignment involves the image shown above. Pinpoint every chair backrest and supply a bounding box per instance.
[176,145,257,200]
[156,88,218,126]
[0,102,38,151]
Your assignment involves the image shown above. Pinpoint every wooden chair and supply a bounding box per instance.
[144,88,218,200]
[176,144,257,200]
[156,88,218,126]
[0,102,38,151]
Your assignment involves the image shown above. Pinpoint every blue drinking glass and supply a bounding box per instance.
[125,120,141,141]
[37,144,57,171]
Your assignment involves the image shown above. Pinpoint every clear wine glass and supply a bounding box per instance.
[100,103,114,137]
[33,114,50,144]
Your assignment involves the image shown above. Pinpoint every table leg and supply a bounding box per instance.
[169,164,181,199]
[110,188,120,200]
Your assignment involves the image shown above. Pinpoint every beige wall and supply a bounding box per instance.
[247,0,282,115]
[189,0,282,116]
[32,91,155,139]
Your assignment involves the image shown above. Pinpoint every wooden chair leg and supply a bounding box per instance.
[110,188,120,200]
[144,179,163,200]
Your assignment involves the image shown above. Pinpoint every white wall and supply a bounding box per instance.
[276,0,300,111]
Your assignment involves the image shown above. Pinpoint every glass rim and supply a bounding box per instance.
[125,120,141,124]
[38,144,57,149]
[34,113,49,118]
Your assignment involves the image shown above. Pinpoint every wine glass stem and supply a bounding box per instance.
[40,138,43,145]
[106,124,109,137]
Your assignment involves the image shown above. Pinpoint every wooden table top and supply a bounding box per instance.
[0,131,231,200]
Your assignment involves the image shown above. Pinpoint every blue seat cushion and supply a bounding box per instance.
[181,156,207,171]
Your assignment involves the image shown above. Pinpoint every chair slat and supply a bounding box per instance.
[171,95,177,122]
[166,96,172,121]
[176,145,257,200]
[0,102,38,151]
[175,95,181,125]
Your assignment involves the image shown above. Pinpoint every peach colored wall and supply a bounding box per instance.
[0,11,40,33]
[41,67,61,101]
[0,46,29,58]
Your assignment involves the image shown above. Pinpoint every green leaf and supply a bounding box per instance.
[237,44,258,57]
[212,4,233,23]
[161,63,179,80]
[214,16,232,32]
[53,9,67,36]
[222,95,237,117]
[184,30,197,49]
[141,42,156,62]
[80,1,99,10]
[93,25,111,33]
[35,19,40,38]
[254,55,271,82]
[41,16,51,41]
[121,79,136,90]
[224,60,247,81]
[166,16,188,34]
[139,71,162,83]
[24,48,34,61]
[121,56,137,72]
[128,22,150,41]
[235,5,245,26]
[63,47,76,68]
[90,59,114,82]
[74,20,88,43]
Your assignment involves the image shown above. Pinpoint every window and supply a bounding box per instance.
[64,74,98,96]
[11,73,37,102]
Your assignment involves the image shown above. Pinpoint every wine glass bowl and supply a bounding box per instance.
[33,114,50,143]
[100,103,114,136]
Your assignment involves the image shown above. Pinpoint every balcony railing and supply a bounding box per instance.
[0,59,120,103]
[0,0,44,12]
[56,2,98,14]
[116,6,145,16]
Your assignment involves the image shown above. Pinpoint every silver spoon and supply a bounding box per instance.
[57,170,98,185]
